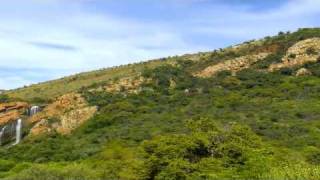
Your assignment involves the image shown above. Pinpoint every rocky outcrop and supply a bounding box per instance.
[0,102,28,126]
[0,111,20,126]
[103,76,147,93]
[0,102,28,113]
[195,53,270,77]
[30,119,51,135]
[269,38,320,71]
[29,93,97,135]
[296,68,312,76]
[58,106,97,134]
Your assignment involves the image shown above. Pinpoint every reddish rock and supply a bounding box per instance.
[0,102,28,126]
[29,93,97,136]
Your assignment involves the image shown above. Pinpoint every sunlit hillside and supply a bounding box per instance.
[1,28,320,179]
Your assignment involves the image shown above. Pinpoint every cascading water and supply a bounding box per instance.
[0,126,7,145]
[14,119,22,145]
[0,118,23,146]
[29,106,40,116]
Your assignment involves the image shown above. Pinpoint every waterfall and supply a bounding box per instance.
[30,106,40,116]
[14,119,22,145]
[0,126,6,145]
[0,118,23,146]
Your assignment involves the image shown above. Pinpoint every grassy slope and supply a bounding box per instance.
[5,58,176,102]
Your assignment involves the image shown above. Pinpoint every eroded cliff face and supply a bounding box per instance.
[0,102,28,126]
[195,53,270,77]
[29,93,97,135]
[269,38,320,71]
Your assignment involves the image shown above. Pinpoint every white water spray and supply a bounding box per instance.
[0,126,6,145]
[14,119,22,145]
[30,106,40,116]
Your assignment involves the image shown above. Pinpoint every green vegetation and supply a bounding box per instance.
[0,94,9,103]
[1,28,320,179]
[5,59,175,102]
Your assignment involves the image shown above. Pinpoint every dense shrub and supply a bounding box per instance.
[0,94,9,103]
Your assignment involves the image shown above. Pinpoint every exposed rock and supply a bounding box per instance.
[0,102,28,126]
[269,38,320,71]
[29,93,97,135]
[0,111,20,126]
[104,76,147,93]
[0,102,28,113]
[57,106,97,134]
[296,68,312,76]
[195,53,270,77]
[30,119,51,135]
[169,78,177,89]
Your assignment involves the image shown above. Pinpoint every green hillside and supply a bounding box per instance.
[5,58,173,102]
[1,28,320,179]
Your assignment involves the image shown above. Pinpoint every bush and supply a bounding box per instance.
[288,54,297,59]
[305,147,320,165]
[279,67,293,75]
[253,53,283,69]
[306,47,318,55]
[0,94,9,103]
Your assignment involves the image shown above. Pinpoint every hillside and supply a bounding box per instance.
[1,28,320,179]
[5,59,172,102]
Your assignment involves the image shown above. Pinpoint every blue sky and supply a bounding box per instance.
[0,0,319,89]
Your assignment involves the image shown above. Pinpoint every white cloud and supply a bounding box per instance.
[190,0,320,39]
[0,0,319,89]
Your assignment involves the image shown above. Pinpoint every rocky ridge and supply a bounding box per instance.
[195,53,270,77]
[269,38,320,71]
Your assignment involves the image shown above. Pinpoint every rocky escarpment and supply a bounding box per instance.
[29,93,97,135]
[269,38,320,71]
[0,102,28,126]
[195,53,270,77]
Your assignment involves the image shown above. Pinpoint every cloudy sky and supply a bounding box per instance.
[0,0,319,89]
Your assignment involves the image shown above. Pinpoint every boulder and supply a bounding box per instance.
[296,68,312,76]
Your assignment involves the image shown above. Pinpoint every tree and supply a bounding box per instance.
[138,117,271,179]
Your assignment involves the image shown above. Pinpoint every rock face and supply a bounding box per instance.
[196,53,270,77]
[0,102,28,126]
[269,38,320,71]
[296,68,312,76]
[58,106,97,134]
[29,93,97,135]
[104,76,145,93]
